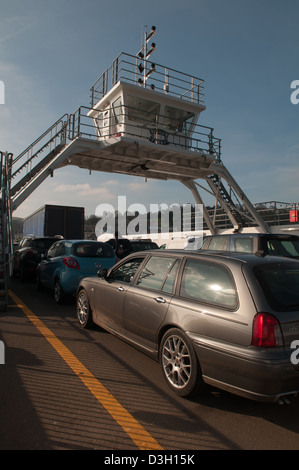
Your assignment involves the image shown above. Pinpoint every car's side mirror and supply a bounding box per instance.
[98,268,108,279]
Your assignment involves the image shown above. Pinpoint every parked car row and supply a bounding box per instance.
[12,232,299,404]
[13,235,159,303]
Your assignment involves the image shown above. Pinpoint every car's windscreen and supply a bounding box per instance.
[254,262,299,311]
[262,237,299,259]
[72,242,115,258]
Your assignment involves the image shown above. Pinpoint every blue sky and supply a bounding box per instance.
[1,0,298,219]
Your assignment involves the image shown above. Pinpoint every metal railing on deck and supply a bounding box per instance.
[90,52,205,107]
[70,105,221,159]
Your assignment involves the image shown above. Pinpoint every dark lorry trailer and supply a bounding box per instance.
[22,205,85,239]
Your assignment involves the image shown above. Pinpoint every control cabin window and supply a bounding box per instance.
[112,97,122,124]
[127,96,160,125]
[162,106,194,133]
[96,111,104,135]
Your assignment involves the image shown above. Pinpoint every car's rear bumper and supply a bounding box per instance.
[190,334,299,402]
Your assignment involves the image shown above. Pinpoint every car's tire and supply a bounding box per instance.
[36,273,43,291]
[19,264,27,283]
[76,289,94,328]
[54,279,65,304]
[159,328,205,397]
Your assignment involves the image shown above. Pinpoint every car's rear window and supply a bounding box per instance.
[233,237,254,253]
[32,238,58,250]
[72,242,115,258]
[262,237,299,259]
[180,258,238,309]
[131,242,159,251]
[254,262,299,311]
[202,237,229,251]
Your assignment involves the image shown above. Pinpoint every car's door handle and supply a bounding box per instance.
[117,286,124,291]
[155,296,166,304]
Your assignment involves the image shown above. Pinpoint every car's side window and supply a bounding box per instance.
[234,237,253,253]
[162,259,180,294]
[136,256,177,291]
[55,243,66,257]
[201,238,210,249]
[47,243,59,259]
[209,237,229,251]
[279,240,299,257]
[109,258,144,283]
[180,258,237,309]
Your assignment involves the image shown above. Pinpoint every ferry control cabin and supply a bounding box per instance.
[87,52,220,161]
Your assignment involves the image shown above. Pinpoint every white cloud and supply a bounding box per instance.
[127,181,149,192]
[54,183,115,197]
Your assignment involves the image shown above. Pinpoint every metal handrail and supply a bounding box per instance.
[13,114,68,165]
[70,105,221,158]
[90,52,205,107]
[11,114,69,184]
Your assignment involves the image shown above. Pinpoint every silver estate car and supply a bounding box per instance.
[76,250,299,403]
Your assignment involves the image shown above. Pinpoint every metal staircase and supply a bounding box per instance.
[10,114,69,211]
[205,165,269,232]
[0,152,13,311]
[207,173,250,228]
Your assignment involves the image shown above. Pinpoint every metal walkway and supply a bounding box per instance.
[9,106,269,234]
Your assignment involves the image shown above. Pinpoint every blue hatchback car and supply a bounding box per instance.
[36,239,117,303]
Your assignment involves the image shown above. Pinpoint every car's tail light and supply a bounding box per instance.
[27,249,38,255]
[63,257,80,269]
[251,312,283,347]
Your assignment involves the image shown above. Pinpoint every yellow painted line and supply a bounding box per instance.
[9,290,163,451]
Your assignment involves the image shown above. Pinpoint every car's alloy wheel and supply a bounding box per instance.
[160,328,204,397]
[77,289,93,328]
